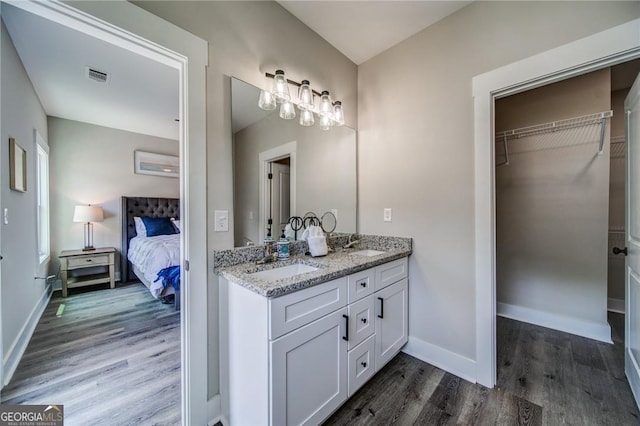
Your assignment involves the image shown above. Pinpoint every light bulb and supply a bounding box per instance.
[299,109,315,126]
[319,114,332,131]
[280,101,296,119]
[258,90,276,111]
[333,101,344,126]
[272,70,290,103]
[319,90,333,116]
[298,80,314,110]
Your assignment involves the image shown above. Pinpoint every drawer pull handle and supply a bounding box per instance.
[378,297,384,319]
[86,259,92,262]
[359,281,367,288]
[361,361,367,368]
[361,318,367,324]
[342,314,349,341]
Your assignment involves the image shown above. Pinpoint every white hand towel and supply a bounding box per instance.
[308,236,328,257]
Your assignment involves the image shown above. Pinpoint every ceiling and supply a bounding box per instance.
[2,3,179,141]
[277,1,472,65]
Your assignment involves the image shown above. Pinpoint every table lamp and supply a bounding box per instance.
[73,205,104,251]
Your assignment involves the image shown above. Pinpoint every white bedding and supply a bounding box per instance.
[128,234,180,298]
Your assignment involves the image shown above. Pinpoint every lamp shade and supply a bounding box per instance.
[73,205,104,223]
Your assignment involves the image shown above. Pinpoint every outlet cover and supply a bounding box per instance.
[384,208,392,222]
[214,210,229,232]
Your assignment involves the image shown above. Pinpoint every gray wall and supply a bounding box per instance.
[495,69,611,327]
[357,1,640,361]
[233,113,356,246]
[131,0,358,397]
[48,117,179,278]
[0,19,49,363]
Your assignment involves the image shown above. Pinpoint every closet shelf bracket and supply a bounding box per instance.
[597,116,607,155]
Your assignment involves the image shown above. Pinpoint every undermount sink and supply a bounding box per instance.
[349,249,386,257]
[249,263,319,281]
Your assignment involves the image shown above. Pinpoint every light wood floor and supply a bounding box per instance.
[324,312,639,425]
[1,282,180,426]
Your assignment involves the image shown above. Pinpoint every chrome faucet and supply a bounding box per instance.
[256,240,277,264]
[343,234,360,249]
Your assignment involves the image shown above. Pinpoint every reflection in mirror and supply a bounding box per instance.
[232,78,357,247]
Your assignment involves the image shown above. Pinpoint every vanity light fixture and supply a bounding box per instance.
[258,70,345,130]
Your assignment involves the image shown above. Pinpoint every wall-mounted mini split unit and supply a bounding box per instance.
[85,66,110,84]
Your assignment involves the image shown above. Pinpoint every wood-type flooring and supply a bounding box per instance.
[324,313,639,425]
[1,282,180,426]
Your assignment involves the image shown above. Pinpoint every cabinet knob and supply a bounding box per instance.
[86,259,93,262]
[361,361,367,368]
[361,318,367,324]
[360,281,366,288]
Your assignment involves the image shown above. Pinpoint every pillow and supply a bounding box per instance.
[133,216,147,237]
[140,216,178,237]
[171,219,181,233]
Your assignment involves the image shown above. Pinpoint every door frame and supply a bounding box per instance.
[0,0,210,423]
[258,141,297,243]
[472,18,640,387]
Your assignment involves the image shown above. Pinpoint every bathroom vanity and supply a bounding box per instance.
[215,235,411,426]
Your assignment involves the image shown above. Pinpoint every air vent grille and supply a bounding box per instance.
[86,67,109,84]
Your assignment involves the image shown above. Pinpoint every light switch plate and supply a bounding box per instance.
[214,210,229,232]
[3,208,8,225]
[383,208,392,222]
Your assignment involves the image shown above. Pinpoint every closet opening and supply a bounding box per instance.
[493,59,640,383]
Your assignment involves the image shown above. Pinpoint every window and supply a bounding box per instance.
[36,131,49,264]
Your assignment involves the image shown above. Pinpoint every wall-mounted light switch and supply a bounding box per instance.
[4,208,8,225]
[383,208,392,222]
[214,210,229,232]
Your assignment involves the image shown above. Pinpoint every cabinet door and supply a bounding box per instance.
[375,278,408,371]
[270,308,348,426]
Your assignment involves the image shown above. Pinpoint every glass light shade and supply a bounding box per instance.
[319,90,333,116]
[298,80,314,110]
[333,101,345,126]
[272,70,290,103]
[319,114,333,131]
[258,90,276,110]
[279,101,296,119]
[299,109,315,126]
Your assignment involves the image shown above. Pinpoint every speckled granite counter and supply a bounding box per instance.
[214,234,412,298]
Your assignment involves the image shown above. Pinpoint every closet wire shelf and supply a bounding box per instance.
[495,110,613,166]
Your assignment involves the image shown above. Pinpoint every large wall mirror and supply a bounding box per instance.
[231,77,357,247]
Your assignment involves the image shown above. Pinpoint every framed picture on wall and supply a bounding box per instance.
[9,138,27,192]
[134,150,179,178]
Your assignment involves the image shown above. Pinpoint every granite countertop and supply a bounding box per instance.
[214,235,412,298]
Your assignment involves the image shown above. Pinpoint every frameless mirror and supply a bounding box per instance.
[231,77,357,247]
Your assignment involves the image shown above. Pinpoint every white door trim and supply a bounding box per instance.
[473,18,640,387]
[258,141,297,243]
[1,0,210,423]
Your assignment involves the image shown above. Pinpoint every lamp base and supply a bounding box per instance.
[82,247,97,251]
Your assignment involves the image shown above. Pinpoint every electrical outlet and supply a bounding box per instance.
[383,208,392,222]
[3,208,7,225]
[214,210,229,232]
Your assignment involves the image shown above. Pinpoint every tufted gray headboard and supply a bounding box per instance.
[121,196,180,283]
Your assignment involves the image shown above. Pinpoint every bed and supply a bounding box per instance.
[121,196,181,308]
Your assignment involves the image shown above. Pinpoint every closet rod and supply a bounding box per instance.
[496,110,613,143]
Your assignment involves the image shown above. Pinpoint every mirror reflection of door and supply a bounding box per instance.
[266,157,290,239]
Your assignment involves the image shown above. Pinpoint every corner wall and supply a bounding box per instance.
[0,17,49,380]
[47,117,179,278]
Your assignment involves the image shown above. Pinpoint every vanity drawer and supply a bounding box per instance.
[67,254,111,269]
[348,335,375,397]
[375,257,408,291]
[347,268,375,303]
[347,295,375,350]
[269,277,347,340]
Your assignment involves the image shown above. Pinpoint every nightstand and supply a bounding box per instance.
[59,247,116,298]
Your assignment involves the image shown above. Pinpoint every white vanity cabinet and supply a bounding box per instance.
[221,256,408,426]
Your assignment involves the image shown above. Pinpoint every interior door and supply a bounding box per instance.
[625,73,640,408]
[266,161,290,239]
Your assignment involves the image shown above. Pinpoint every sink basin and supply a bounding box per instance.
[349,249,386,257]
[249,263,319,281]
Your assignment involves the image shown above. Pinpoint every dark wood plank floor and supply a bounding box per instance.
[1,282,180,426]
[324,313,639,425]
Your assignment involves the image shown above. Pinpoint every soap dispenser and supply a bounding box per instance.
[277,230,290,260]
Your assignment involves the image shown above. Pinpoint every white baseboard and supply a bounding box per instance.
[402,337,476,383]
[3,284,53,386]
[497,302,612,343]
[608,298,625,314]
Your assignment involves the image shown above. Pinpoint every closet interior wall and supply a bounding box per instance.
[495,68,612,341]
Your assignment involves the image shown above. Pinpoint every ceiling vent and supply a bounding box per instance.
[85,67,110,84]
